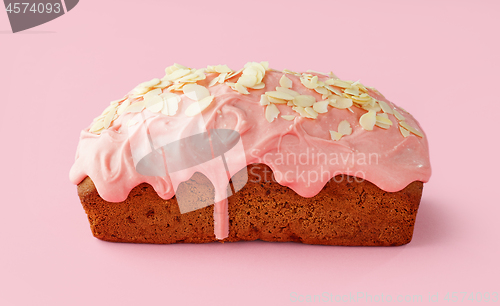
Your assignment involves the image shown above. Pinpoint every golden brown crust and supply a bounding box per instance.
[77,164,423,246]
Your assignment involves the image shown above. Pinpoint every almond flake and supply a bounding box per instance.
[132,78,161,94]
[267,96,288,104]
[375,115,393,126]
[281,115,295,121]
[279,75,293,88]
[162,93,181,116]
[266,91,294,101]
[344,87,360,96]
[330,97,353,109]
[164,69,191,81]
[293,95,316,107]
[399,126,410,137]
[324,84,342,96]
[265,103,280,123]
[182,84,210,101]
[185,96,214,117]
[304,107,318,118]
[249,82,266,90]
[208,76,220,87]
[376,122,391,129]
[300,75,319,89]
[89,120,105,133]
[359,110,376,130]
[338,120,352,135]
[393,109,405,121]
[330,130,343,141]
[399,121,423,137]
[116,99,131,115]
[330,79,352,89]
[314,87,330,96]
[215,65,232,73]
[110,98,126,105]
[125,101,146,113]
[218,73,228,83]
[235,83,250,94]
[260,95,270,105]
[378,100,393,114]
[292,106,312,118]
[238,74,258,87]
[276,87,300,97]
[312,101,329,113]
[103,106,117,129]
[145,95,164,113]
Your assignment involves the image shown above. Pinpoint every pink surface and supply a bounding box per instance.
[1,1,498,305]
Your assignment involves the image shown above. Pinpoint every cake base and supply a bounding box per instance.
[77,164,423,246]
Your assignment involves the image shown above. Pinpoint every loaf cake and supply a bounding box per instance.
[70,62,431,246]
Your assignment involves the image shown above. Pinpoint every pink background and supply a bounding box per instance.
[1,1,499,305]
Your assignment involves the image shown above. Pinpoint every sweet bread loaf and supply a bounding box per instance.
[70,62,431,245]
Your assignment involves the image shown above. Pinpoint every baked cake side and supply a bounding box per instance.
[78,164,422,246]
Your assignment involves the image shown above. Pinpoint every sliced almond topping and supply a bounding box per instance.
[281,115,295,121]
[314,87,330,96]
[182,84,210,101]
[330,79,352,89]
[324,84,342,96]
[260,95,270,106]
[300,75,319,89]
[143,88,162,100]
[103,106,117,129]
[338,120,352,135]
[399,121,423,137]
[161,93,181,116]
[164,68,191,81]
[265,103,280,123]
[344,87,360,96]
[215,65,232,73]
[185,96,214,117]
[375,115,393,126]
[125,101,146,113]
[132,78,161,95]
[312,101,329,113]
[376,122,391,129]
[393,109,405,121]
[218,72,228,83]
[359,110,376,131]
[330,130,343,141]
[267,96,288,104]
[249,82,266,89]
[330,97,353,109]
[145,94,164,113]
[399,126,410,137]
[235,83,250,94]
[304,107,318,119]
[279,75,293,88]
[292,106,311,118]
[276,87,300,97]
[208,76,220,87]
[293,95,316,107]
[89,120,105,133]
[116,99,131,115]
[238,74,258,87]
[266,90,295,101]
[378,100,394,114]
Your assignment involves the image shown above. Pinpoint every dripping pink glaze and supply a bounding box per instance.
[70,70,431,239]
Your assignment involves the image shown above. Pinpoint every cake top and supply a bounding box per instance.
[88,62,424,140]
[70,62,431,206]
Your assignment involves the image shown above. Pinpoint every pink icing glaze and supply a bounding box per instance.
[69,70,431,240]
